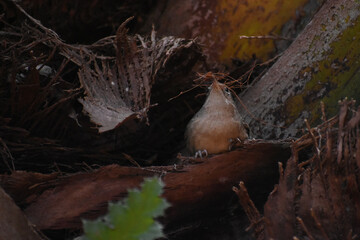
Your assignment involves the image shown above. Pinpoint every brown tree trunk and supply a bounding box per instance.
[1,141,290,231]
[239,0,360,139]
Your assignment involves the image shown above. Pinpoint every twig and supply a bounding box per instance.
[122,153,141,168]
[12,1,62,42]
[296,217,315,240]
[0,31,22,37]
[0,137,15,172]
[294,115,338,151]
[310,208,330,240]
[81,161,94,172]
[298,156,315,169]
[231,87,287,129]
[243,60,257,86]
[233,181,264,240]
[278,162,284,179]
[258,53,283,67]
[304,119,321,159]
[304,118,329,199]
[321,101,327,122]
[239,35,294,41]
[168,84,200,101]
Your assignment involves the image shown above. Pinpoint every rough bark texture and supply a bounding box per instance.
[142,0,323,65]
[1,1,360,239]
[0,141,290,232]
[240,0,360,139]
[0,186,43,240]
[264,100,360,240]
[0,1,204,170]
[235,100,360,240]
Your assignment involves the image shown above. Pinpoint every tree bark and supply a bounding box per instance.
[0,186,43,240]
[0,141,290,231]
[142,0,322,65]
[239,0,360,139]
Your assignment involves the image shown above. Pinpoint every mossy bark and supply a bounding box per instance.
[239,0,360,139]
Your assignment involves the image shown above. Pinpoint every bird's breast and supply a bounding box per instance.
[186,113,242,154]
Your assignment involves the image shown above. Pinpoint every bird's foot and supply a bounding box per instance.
[194,149,208,159]
[229,137,245,150]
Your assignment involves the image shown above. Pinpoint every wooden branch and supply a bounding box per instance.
[0,186,43,240]
[0,140,290,231]
[239,0,360,139]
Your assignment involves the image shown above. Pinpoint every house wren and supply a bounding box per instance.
[185,80,248,156]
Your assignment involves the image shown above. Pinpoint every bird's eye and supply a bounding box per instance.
[224,87,231,95]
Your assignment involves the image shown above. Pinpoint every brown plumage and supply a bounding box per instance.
[185,80,248,155]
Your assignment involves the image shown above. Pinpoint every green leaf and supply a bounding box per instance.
[81,219,110,240]
[82,177,170,240]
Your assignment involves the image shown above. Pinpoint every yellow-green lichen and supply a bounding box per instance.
[285,95,305,122]
[321,24,327,31]
[214,0,309,63]
[284,14,360,126]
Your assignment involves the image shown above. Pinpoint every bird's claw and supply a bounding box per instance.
[194,149,208,159]
[229,137,243,150]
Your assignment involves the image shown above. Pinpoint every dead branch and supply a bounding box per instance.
[0,186,44,240]
[0,140,290,231]
[259,99,360,239]
[233,181,264,240]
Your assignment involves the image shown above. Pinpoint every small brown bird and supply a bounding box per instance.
[185,80,248,156]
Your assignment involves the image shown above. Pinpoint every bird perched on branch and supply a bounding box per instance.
[185,80,248,157]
